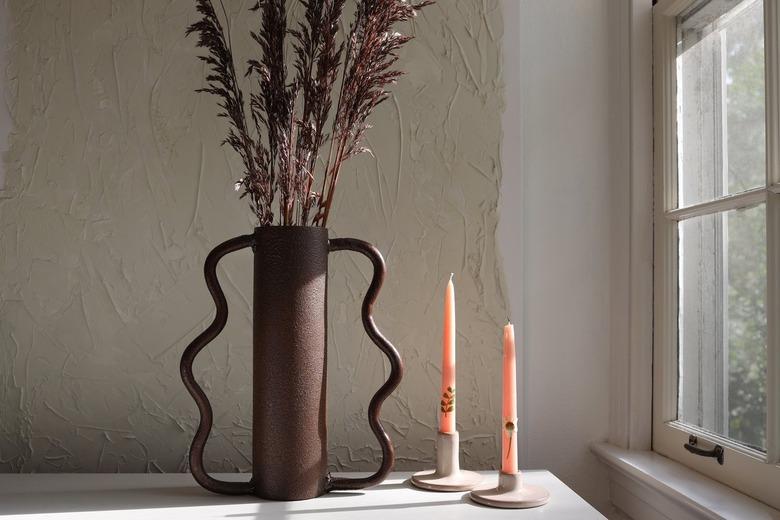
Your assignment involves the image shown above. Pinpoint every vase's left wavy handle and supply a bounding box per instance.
[180,234,255,495]
[326,238,404,491]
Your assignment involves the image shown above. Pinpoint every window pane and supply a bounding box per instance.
[677,0,765,208]
[678,204,767,451]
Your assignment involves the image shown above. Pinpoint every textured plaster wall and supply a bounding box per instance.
[0,1,507,473]
[0,1,9,191]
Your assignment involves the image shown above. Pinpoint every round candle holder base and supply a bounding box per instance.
[410,431,483,492]
[469,471,550,509]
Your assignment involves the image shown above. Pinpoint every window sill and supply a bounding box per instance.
[591,442,780,520]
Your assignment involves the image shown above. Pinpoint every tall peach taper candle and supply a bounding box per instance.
[502,322,518,474]
[439,274,456,433]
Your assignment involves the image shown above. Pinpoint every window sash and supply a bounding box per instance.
[764,0,780,468]
[653,0,780,508]
[665,187,766,220]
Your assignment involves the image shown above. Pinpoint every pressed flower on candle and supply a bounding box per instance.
[439,274,456,433]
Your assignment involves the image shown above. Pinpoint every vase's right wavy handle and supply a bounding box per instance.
[180,234,255,495]
[327,238,404,491]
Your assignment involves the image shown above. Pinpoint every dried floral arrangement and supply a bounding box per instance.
[187,0,432,227]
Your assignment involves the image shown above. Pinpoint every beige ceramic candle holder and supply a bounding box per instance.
[469,470,550,509]
[410,431,483,492]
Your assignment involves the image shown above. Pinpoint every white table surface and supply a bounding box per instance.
[0,471,605,519]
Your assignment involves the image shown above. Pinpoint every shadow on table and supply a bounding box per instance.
[0,485,365,515]
[0,486,249,515]
[225,497,469,518]
[0,476,488,516]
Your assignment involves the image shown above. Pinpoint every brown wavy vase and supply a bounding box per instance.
[180,226,403,500]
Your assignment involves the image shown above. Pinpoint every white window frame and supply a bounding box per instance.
[653,0,780,508]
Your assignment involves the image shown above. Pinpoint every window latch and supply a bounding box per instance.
[683,435,724,465]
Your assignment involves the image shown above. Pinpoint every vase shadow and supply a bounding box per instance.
[0,486,259,515]
[0,485,372,516]
[224,499,465,518]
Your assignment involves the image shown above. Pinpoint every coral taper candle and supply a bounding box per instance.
[502,322,518,474]
[439,274,456,433]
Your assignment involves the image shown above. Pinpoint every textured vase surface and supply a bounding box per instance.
[180,226,402,500]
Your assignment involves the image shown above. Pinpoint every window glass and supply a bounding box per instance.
[678,203,767,451]
[677,0,765,207]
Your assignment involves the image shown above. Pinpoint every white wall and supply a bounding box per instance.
[499,0,621,514]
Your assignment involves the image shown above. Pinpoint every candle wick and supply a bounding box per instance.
[449,273,454,282]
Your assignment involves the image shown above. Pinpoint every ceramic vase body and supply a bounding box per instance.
[253,227,328,499]
[180,227,402,500]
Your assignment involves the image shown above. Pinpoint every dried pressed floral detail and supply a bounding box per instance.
[440,386,455,416]
[187,0,433,226]
[504,420,516,460]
